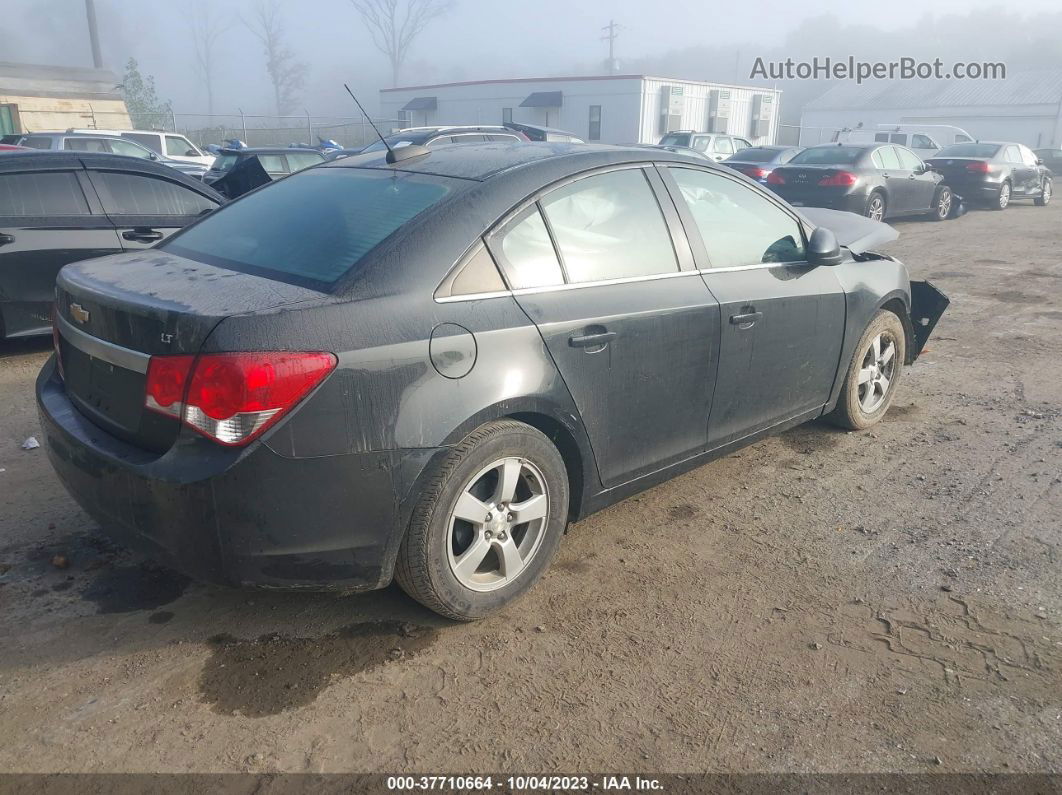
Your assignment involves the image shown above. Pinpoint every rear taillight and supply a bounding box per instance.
[744,167,769,179]
[818,171,858,187]
[965,161,991,173]
[767,171,785,185]
[145,351,337,446]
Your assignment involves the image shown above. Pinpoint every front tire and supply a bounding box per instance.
[1035,179,1052,206]
[394,420,569,621]
[828,310,906,430]
[929,186,953,221]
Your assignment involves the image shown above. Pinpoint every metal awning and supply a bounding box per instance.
[520,91,562,108]
[401,96,437,111]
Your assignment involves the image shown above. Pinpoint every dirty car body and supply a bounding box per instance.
[36,143,948,601]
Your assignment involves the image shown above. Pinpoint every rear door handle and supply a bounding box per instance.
[122,228,163,243]
[730,311,763,329]
[569,331,616,348]
[0,233,14,247]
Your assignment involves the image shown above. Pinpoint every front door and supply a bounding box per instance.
[895,146,939,212]
[488,166,720,487]
[661,165,846,445]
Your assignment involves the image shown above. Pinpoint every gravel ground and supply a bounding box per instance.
[0,200,1059,774]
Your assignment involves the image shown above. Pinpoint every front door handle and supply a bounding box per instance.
[0,233,14,246]
[730,311,763,330]
[569,331,616,349]
[122,228,163,243]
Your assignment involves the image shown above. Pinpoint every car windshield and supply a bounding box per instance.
[727,148,778,163]
[788,147,865,165]
[935,143,1001,158]
[659,133,692,147]
[163,167,456,290]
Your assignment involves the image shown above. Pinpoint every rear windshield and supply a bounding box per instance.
[727,148,778,163]
[788,146,865,165]
[163,167,456,290]
[935,143,1001,158]
[659,133,692,147]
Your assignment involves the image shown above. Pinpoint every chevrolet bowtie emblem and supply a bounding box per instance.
[70,303,90,324]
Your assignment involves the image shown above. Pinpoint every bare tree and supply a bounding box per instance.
[243,0,307,115]
[348,0,454,87]
[189,1,230,115]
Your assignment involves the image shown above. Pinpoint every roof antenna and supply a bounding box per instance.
[343,83,429,165]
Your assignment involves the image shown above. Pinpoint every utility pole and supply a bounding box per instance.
[601,19,623,74]
[84,0,103,68]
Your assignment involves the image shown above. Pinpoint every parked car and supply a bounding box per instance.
[0,152,223,339]
[502,121,584,143]
[0,144,29,152]
[722,145,803,184]
[56,128,214,167]
[203,147,327,197]
[767,143,955,222]
[657,131,753,162]
[628,143,713,161]
[38,143,948,619]
[926,142,1053,209]
[360,125,529,155]
[1033,148,1062,176]
[834,125,974,159]
[12,132,207,179]
[0,134,23,145]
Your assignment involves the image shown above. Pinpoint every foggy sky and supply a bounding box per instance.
[2,0,1060,119]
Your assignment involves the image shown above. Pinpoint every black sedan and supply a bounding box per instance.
[0,152,223,339]
[37,144,948,620]
[722,145,802,185]
[927,142,1052,210]
[1033,148,1062,177]
[767,143,954,222]
[203,147,326,196]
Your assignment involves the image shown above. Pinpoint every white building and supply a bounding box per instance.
[799,70,1062,149]
[379,75,782,146]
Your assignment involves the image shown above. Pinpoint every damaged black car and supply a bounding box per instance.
[37,143,948,620]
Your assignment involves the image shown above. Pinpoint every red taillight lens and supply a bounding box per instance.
[745,167,768,179]
[818,171,858,187]
[145,352,337,446]
[965,160,991,173]
[767,171,785,185]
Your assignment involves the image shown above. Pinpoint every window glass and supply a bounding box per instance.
[448,134,487,144]
[1019,146,1038,166]
[659,133,692,148]
[256,154,288,174]
[486,134,519,142]
[108,139,153,158]
[540,168,677,283]
[1003,145,1021,163]
[911,134,935,149]
[448,244,506,296]
[588,105,602,141]
[286,152,324,171]
[729,147,776,163]
[165,136,199,157]
[64,137,109,152]
[502,108,513,124]
[871,150,885,169]
[873,133,890,143]
[936,143,1000,158]
[889,133,906,144]
[122,132,161,153]
[789,146,864,165]
[895,147,923,170]
[954,134,973,143]
[20,136,53,149]
[164,168,455,289]
[210,153,238,172]
[876,147,901,170]
[713,137,734,154]
[670,167,805,269]
[0,172,90,216]
[92,172,218,216]
[496,206,563,289]
[733,138,751,151]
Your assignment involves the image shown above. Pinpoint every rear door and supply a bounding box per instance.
[488,165,721,487]
[84,167,220,250]
[877,145,917,214]
[0,166,121,337]
[661,165,845,445]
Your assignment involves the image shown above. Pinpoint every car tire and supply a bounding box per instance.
[827,310,906,431]
[992,180,1011,210]
[394,419,569,621]
[865,191,887,221]
[929,186,953,221]
[1035,179,1052,206]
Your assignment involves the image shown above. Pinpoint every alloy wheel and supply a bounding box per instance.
[868,195,885,221]
[1044,182,1053,204]
[999,183,1011,209]
[937,189,952,219]
[446,457,550,592]
[857,332,897,414]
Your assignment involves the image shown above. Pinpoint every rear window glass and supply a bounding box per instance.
[659,133,691,147]
[163,168,456,290]
[0,171,90,216]
[726,148,777,163]
[788,146,865,165]
[935,143,1001,158]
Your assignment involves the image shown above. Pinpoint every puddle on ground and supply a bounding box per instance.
[198,620,438,717]
[80,563,189,614]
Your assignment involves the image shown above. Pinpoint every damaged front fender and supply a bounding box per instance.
[909,280,949,360]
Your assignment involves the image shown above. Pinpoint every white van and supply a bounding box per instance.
[65,128,214,167]
[833,124,974,159]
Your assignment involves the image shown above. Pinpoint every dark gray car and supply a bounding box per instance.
[37,143,947,619]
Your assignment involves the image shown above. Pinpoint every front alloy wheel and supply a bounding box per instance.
[932,187,953,220]
[856,332,898,414]
[828,309,906,430]
[1035,180,1052,206]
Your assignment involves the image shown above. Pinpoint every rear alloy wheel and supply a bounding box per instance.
[993,181,1011,210]
[1035,179,1052,206]
[865,192,886,222]
[828,310,906,430]
[394,420,569,620]
[930,186,953,221]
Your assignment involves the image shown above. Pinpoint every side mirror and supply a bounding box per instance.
[148,153,159,160]
[186,149,198,157]
[807,227,843,267]
[917,162,932,174]
[1036,158,1044,166]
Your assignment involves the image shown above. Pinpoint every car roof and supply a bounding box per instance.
[0,151,224,196]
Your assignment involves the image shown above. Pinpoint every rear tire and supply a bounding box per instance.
[929,186,953,221]
[827,310,906,431]
[1035,178,1052,206]
[394,420,569,621]
[865,191,887,221]
[992,180,1011,210]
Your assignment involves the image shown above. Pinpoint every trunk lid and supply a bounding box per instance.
[772,164,840,187]
[926,157,992,182]
[55,249,329,452]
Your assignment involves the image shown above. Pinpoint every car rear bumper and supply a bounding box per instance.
[36,356,426,591]
[770,187,867,214]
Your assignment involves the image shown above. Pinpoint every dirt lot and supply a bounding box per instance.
[0,200,1059,775]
